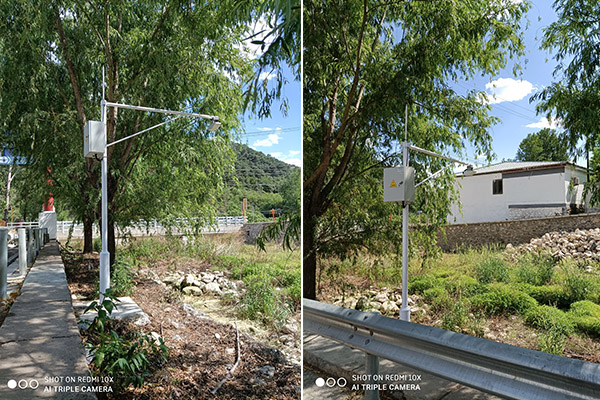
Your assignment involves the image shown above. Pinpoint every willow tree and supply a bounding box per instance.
[303,0,530,299]
[0,1,253,257]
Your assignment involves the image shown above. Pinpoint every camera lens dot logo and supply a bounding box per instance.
[18,380,28,389]
[315,377,325,387]
[7,380,17,389]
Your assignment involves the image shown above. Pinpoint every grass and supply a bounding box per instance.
[319,245,600,357]
[119,235,300,330]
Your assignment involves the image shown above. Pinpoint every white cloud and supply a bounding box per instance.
[524,117,562,129]
[269,152,283,157]
[285,158,301,167]
[481,78,534,104]
[252,133,280,147]
[259,71,276,81]
[289,150,300,156]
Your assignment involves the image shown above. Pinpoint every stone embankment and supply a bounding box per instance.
[509,228,600,260]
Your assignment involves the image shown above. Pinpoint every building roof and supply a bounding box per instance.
[459,161,587,176]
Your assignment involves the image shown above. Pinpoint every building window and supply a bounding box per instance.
[493,179,503,195]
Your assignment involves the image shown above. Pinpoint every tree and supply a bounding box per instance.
[303,0,530,299]
[531,0,600,199]
[515,129,569,162]
[0,1,253,259]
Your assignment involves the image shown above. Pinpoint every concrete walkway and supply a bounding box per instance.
[0,241,97,399]
[303,334,502,400]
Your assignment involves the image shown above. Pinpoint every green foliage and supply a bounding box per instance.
[519,284,571,309]
[524,305,574,336]
[423,287,452,314]
[82,290,168,392]
[515,129,569,162]
[563,268,596,304]
[514,252,555,286]
[441,299,470,333]
[409,275,445,295]
[538,329,568,356]
[472,283,537,315]
[303,0,530,298]
[111,259,135,297]
[569,300,600,337]
[475,258,509,284]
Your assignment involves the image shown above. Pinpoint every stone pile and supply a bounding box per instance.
[162,270,241,298]
[510,228,600,260]
[333,288,428,317]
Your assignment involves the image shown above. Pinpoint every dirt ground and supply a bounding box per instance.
[62,247,301,399]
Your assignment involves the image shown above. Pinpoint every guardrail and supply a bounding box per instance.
[303,299,600,400]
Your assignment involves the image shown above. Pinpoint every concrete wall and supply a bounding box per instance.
[440,212,600,251]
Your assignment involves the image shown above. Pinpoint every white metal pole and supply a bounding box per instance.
[18,228,26,276]
[400,104,411,322]
[99,68,110,301]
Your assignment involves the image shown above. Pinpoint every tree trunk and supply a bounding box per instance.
[303,215,317,300]
[108,220,116,270]
[83,216,93,253]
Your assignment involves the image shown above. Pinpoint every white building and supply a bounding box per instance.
[448,161,588,224]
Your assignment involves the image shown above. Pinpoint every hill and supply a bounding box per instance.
[220,143,300,220]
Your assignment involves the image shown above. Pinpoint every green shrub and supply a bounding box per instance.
[111,259,135,297]
[239,274,291,328]
[519,284,571,309]
[538,328,567,355]
[569,300,600,337]
[564,271,592,303]
[524,305,574,336]
[93,236,102,253]
[423,287,452,313]
[441,299,469,332]
[475,258,509,284]
[443,275,483,296]
[82,291,168,392]
[471,284,537,315]
[409,275,444,294]
[514,252,555,286]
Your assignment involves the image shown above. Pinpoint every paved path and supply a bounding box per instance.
[0,241,97,399]
[303,334,502,400]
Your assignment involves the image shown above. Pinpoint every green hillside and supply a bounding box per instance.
[220,143,300,220]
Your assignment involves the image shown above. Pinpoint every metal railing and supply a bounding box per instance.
[304,299,600,400]
[6,221,39,228]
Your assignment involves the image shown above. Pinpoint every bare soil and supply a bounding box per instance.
[62,247,300,399]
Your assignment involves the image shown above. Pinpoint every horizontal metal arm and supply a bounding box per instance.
[106,116,182,148]
[104,101,219,121]
[406,143,470,166]
[304,299,600,400]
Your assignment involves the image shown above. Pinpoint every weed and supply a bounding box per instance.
[475,258,509,284]
[514,252,555,286]
[441,299,470,332]
[110,259,135,297]
[82,290,168,392]
[538,328,567,355]
[471,283,537,315]
[519,284,571,309]
[524,305,574,336]
[569,300,600,337]
[423,287,452,313]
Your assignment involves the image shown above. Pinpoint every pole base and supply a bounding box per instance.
[99,250,110,301]
[399,306,411,322]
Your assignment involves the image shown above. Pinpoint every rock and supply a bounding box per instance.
[149,331,162,346]
[181,303,210,320]
[585,265,594,273]
[374,292,389,303]
[205,282,222,294]
[225,347,235,355]
[379,300,398,315]
[281,321,299,335]
[182,286,203,296]
[257,365,275,379]
[215,333,221,340]
[122,312,151,326]
[181,273,196,288]
[201,272,216,283]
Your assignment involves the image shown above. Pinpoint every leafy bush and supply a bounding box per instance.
[475,258,509,284]
[111,259,135,297]
[519,284,571,309]
[443,275,483,296]
[514,252,555,286]
[524,305,574,336]
[240,274,290,328]
[538,328,567,355]
[569,300,600,337]
[564,271,592,304]
[471,284,537,315]
[82,291,168,392]
[409,275,444,294]
[423,287,452,313]
[441,299,469,332]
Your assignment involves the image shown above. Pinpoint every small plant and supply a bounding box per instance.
[111,259,135,297]
[569,300,600,337]
[524,305,574,336]
[471,284,537,315]
[475,257,509,284]
[538,328,567,355]
[82,290,168,392]
[441,299,469,332]
[514,252,555,286]
[423,287,452,313]
[519,284,571,309]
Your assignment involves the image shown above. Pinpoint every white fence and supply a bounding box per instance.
[54,216,246,236]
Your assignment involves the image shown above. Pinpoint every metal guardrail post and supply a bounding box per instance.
[365,353,380,400]
[28,228,34,263]
[32,228,39,253]
[38,228,43,248]
[43,227,48,244]
[0,229,7,300]
[18,228,26,276]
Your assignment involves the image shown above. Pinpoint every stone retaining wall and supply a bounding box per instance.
[440,213,600,251]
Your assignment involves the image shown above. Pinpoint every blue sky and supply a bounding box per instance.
[453,0,576,166]
[237,63,301,167]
